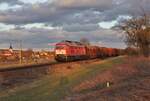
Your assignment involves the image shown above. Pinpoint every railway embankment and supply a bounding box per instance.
[0,56,149,101]
[0,60,55,72]
[0,56,125,101]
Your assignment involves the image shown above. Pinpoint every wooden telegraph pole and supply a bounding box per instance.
[19,40,22,64]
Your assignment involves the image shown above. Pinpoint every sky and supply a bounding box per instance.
[0,0,150,50]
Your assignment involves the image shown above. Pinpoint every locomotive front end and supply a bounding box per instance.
[54,43,68,62]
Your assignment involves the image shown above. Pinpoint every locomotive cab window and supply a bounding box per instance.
[56,46,65,49]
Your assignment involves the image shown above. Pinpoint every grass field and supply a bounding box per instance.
[0,56,125,101]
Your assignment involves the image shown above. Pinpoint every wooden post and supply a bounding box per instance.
[19,40,22,64]
[106,82,110,88]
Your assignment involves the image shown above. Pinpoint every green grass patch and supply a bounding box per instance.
[0,56,125,101]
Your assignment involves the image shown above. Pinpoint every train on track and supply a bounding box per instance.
[54,40,124,62]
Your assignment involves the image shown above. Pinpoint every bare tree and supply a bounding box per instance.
[80,38,90,46]
[120,14,150,57]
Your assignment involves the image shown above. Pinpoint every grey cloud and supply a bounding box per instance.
[51,9,104,26]
[0,0,23,5]
[0,3,78,24]
[0,0,149,25]
[102,0,150,21]
[63,23,100,32]
[54,0,114,11]
[0,0,114,24]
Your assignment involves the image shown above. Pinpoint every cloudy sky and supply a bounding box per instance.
[0,0,150,50]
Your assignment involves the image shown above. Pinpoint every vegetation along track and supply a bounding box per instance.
[0,61,57,72]
[0,59,100,72]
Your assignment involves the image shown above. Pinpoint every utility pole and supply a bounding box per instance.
[19,40,22,64]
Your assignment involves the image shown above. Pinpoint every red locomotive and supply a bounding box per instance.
[54,40,123,62]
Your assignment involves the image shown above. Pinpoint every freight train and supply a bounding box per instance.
[54,40,124,62]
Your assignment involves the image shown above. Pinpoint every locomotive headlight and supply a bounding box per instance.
[55,49,66,55]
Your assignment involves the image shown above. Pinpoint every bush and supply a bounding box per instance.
[125,47,139,56]
[131,57,150,74]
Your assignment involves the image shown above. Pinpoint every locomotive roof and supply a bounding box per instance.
[56,40,85,46]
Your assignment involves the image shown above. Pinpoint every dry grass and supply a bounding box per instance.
[64,56,150,101]
[2,56,149,101]
[131,56,150,69]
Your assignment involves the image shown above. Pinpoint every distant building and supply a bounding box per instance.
[0,44,14,58]
[9,43,13,53]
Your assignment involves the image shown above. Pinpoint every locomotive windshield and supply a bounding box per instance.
[56,46,65,49]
